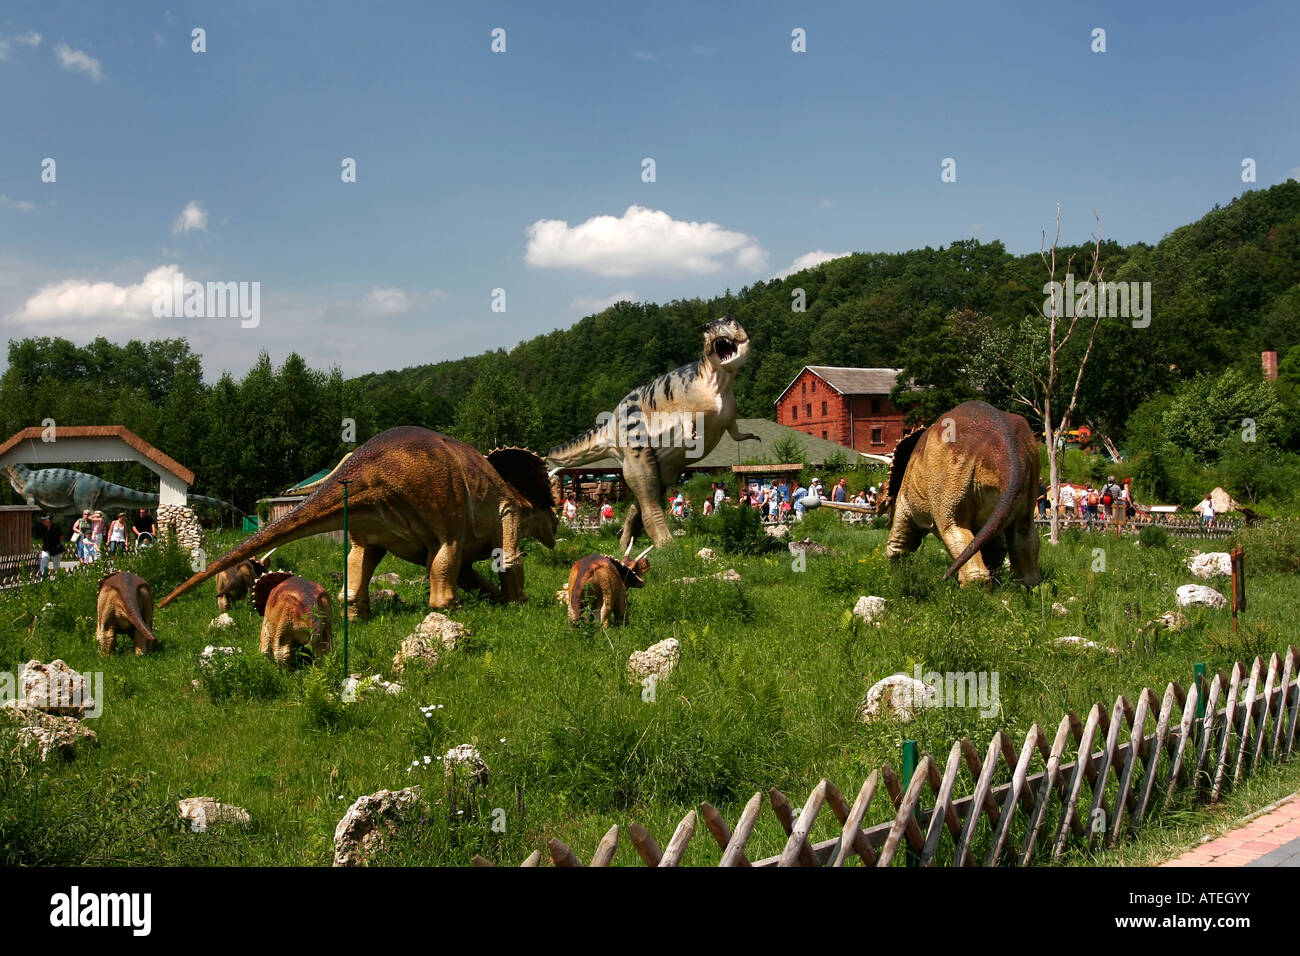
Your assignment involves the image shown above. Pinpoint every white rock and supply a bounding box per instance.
[765,523,790,538]
[852,596,887,625]
[332,787,423,867]
[696,547,717,561]
[372,572,402,587]
[628,638,680,685]
[1055,636,1118,654]
[1051,602,1069,617]
[179,797,250,832]
[0,700,98,761]
[857,675,937,723]
[392,612,466,675]
[443,744,490,786]
[370,589,398,604]
[1187,552,1232,579]
[341,674,403,702]
[209,613,236,629]
[672,529,686,537]
[1140,611,1189,634]
[19,660,94,718]
[555,585,570,606]
[1176,584,1227,609]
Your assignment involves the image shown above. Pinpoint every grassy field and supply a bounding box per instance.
[2,510,1298,867]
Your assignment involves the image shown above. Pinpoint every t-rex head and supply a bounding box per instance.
[702,316,751,375]
[4,464,27,496]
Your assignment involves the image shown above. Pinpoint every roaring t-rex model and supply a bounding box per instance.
[4,464,242,517]
[548,316,757,550]
[252,571,332,665]
[215,558,269,612]
[566,546,652,627]
[881,401,1041,587]
[96,571,158,656]
[159,427,558,616]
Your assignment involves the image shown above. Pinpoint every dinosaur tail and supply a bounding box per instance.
[124,591,158,645]
[547,421,614,469]
[942,437,1028,581]
[186,493,245,516]
[158,483,348,608]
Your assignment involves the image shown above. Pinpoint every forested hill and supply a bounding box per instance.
[354,180,1300,447]
[3,182,1298,512]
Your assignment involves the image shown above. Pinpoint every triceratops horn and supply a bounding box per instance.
[623,540,635,558]
[634,545,653,563]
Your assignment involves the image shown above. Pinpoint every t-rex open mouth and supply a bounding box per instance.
[715,337,738,361]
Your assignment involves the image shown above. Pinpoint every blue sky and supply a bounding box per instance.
[1,0,1297,379]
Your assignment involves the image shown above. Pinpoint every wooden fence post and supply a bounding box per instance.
[902,739,919,867]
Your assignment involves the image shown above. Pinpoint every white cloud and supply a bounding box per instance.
[1286,167,1300,183]
[633,51,656,61]
[526,205,768,277]
[0,195,35,212]
[172,200,208,234]
[772,250,852,280]
[570,290,639,314]
[0,31,41,58]
[10,264,182,326]
[54,43,104,81]
[818,198,834,209]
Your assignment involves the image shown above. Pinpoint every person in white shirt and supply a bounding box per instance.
[714,484,726,510]
[1058,483,1076,524]
[1197,494,1215,528]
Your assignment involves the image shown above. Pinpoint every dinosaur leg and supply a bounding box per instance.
[622,459,672,547]
[259,620,274,657]
[428,540,461,609]
[1007,513,1041,587]
[980,535,1008,583]
[458,564,503,602]
[619,502,643,554]
[344,542,385,619]
[885,500,926,559]
[313,598,334,657]
[936,521,990,586]
[98,626,115,657]
[612,586,628,625]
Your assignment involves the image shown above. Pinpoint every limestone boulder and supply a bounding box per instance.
[372,572,402,587]
[209,613,236,630]
[443,744,490,787]
[1176,585,1227,609]
[696,547,717,561]
[392,613,466,675]
[1187,552,1232,579]
[788,538,830,556]
[341,674,403,702]
[179,797,251,832]
[333,787,423,867]
[852,596,887,626]
[1055,636,1117,654]
[628,638,680,686]
[857,675,937,723]
[1,700,98,761]
[20,660,94,718]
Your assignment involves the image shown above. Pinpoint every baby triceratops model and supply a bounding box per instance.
[96,571,158,656]
[252,571,332,665]
[159,427,558,616]
[5,463,242,517]
[881,400,1041,587]
[547,317,757,551]
[566,545,652,627]
[215,557,270,612]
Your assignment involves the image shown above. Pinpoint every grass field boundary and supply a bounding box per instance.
[472,645,1299,867]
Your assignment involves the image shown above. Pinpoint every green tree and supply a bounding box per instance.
[452,354,542,451]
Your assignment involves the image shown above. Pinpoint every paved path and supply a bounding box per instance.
[1161,794,1300,866]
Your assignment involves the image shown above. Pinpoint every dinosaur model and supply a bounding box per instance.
[215,558,270,612]
[548,316,757,550]
[96,571,158,656]
[4,464,242,517]
[252,570,332,665]
[566,545,652,627]
[881,401,1041,587]
[158,427,557,616]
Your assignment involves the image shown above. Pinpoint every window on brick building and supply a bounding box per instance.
[791,406,797,420]
[872,428,883,445]
[821,430,827,439]
[802,381,806,395]
[812,380,816,393]
[871,397,881,414]
[806,404,812,418]
[821,401,827,415]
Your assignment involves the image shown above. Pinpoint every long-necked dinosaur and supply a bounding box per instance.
[547,316,757,550]
[4,464,243,517]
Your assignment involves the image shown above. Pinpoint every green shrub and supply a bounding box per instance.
[1239,519,1300,575]
[1138,525,1171,549]
[706,503,784,556]
[197,648,288,702]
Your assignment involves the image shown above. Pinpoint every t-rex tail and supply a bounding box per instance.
[187,494,245,516]
[548,422,613,469]
[942,447,1028,581]
[158,484,348,608]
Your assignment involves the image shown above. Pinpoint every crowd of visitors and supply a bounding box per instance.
[35,508,155,580]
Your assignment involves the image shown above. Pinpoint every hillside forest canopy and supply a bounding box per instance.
[5,182,1300,514]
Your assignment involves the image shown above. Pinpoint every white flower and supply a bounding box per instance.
[423,755,431,764]
[499,738,506,743]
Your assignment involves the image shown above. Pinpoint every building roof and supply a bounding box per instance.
[549,418,864,472]
[0,425,195,485]
[283,466,333,495]
[775,366,903,405]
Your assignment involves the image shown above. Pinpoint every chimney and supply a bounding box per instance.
[1262,350,1278,381]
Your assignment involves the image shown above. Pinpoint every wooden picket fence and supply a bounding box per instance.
[474,646,1300,867]
[1032,515,1241,539]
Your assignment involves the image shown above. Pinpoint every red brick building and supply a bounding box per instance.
[774,366,910,454]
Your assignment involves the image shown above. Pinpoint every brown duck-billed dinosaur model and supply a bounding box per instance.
[158,427,557,615]
[881,401,1041,587]
[566,546,652,627]
[96,571,157,656]
[252,570,332,665]
[547,316,756,552]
